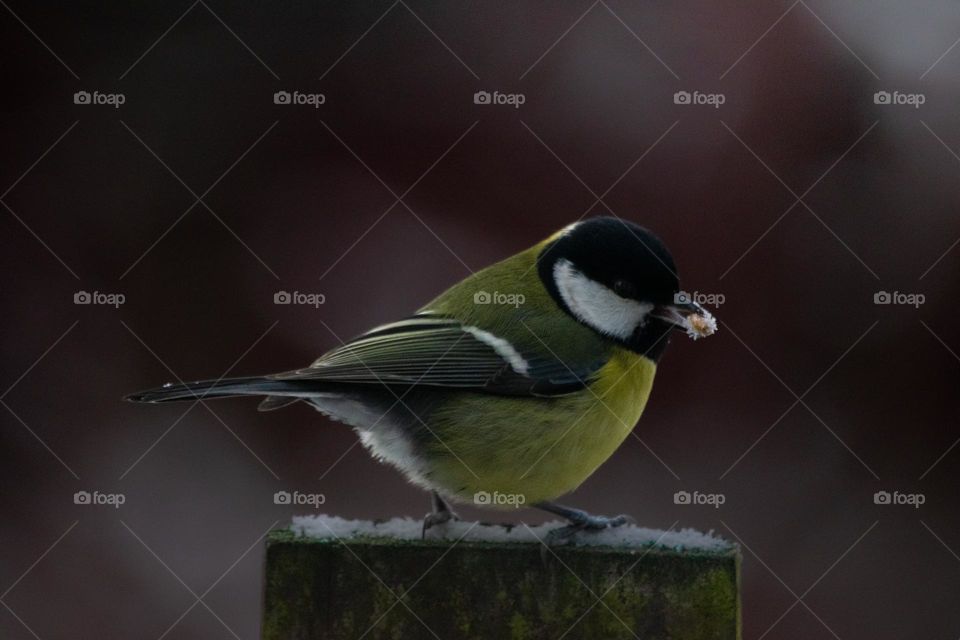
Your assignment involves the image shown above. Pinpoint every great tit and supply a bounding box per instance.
[128,217,716,538]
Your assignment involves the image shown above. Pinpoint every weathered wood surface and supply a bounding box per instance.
[262,526,740,639]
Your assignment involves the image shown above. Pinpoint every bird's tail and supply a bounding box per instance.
[125,376,316,404]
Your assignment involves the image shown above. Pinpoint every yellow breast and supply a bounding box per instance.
[424,349,657,505]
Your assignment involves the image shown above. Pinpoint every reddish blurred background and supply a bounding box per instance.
[2,2,959,638]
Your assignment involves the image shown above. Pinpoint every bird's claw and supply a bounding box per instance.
[421,507,459,538]
[544,511,634,546]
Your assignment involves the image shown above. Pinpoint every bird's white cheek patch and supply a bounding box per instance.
[553,259,652,339]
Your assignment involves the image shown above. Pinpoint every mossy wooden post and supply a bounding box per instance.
[262,525,740,640]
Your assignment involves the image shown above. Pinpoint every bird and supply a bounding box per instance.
[127,217,717,540]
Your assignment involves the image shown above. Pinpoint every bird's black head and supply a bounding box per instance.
[537,217,703,360]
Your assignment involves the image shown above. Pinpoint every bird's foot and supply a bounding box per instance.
[421,492,460,538]
[534,502,634,546]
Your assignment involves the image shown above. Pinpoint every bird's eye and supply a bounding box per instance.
[613,279,635,298]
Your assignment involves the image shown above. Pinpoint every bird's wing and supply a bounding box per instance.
[270,315,606,396]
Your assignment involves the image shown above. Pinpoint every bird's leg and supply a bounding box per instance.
[534,501,633,544]
[421,491,459,537]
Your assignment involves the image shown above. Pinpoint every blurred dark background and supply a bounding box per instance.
[2,2,959,638]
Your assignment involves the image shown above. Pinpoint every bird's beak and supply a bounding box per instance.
[650,301,718,340]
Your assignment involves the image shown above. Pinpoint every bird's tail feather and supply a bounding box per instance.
[125,376,318,404]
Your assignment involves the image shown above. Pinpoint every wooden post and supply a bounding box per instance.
[262,518,740,640]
